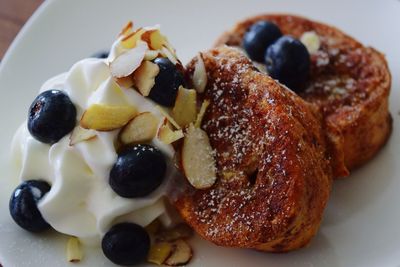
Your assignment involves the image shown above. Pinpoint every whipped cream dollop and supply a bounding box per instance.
[11,45,180,245]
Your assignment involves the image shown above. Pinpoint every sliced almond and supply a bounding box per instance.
[300,31,321,54]
[142,29,166,50]
[164,239,192,266]
[192,53,208,93]
[119,112,159,144]
[148,242,173,265]
[141,29,157,48]
[80,104,138,131]
[66,237,83,263]
[133,61,160,96]
[156,106,181,129]
[121,28,145,49]
[69,126,97,146]
[144,50,160,61]
[158,119,184,145]
[157,223,194,242]
[160,46,178,65]
[194,100,210,128]
[172,86,197,127]
[150,31,166,50]
[182,124,216,189]
[110,41,148,78]
[145,219,162,235]
[119,21,133,37]
[115,75,135,88]
[163,39,178,58]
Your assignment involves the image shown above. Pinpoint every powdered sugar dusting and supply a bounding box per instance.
[185,48,309,243]
[178,46,332,250]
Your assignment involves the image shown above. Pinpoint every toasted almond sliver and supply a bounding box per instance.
[300,31,321,54]
[115,75,135,88]
[66,237,83,263]
[119,112,159,144]
[148,242,173,265]
[163,39,178,58]
[172,86,197,128]
[160,46,178,65]
[119,21,133,37]
[80,104,138,131]
[156,106,181,130]
[194,100,210,128]
[158,120,184,145]
[144,50,160,61]
[164,239,192,266]
[145,219,162,235]
[192,53,208,93]
[110,41,148,78]
[133,61,160,97]
[142,29,166,50]
[69,126,97,146]
[121,27,145,49]
[181,124,217,189]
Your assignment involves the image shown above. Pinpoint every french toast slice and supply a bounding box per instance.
[215,14,392,177]
[175,47,332,252]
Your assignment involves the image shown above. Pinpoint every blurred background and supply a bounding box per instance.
[0,0,43,58]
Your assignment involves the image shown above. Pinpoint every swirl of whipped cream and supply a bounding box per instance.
[11,55,179,245]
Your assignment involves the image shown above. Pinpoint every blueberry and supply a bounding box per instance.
[9,180,51,232]
[91,50,109,59]
[265,36,310,92]
[28,90,77,144]
[243,21,282,62]
[109,144,166,198]
[148,57,184,107]
[102,223,150,266]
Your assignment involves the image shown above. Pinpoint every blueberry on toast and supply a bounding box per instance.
[216,14,392,177]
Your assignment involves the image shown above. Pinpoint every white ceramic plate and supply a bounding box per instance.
[1,0,399,266]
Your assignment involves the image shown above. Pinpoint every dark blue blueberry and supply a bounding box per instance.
[109,144,166,198]
[148,57,184,107]
[102,223,150,266]
[28,90,77,144]
[265,36,310,92]
[9,180,51,232]
[91,50,109,59]
[243,21,282,62]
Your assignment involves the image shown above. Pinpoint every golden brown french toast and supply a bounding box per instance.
[175,47,332,252]
[215,14,392,177]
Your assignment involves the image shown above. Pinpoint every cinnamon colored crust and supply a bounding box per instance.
[175,47,332,252]
[215,14,392,177]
